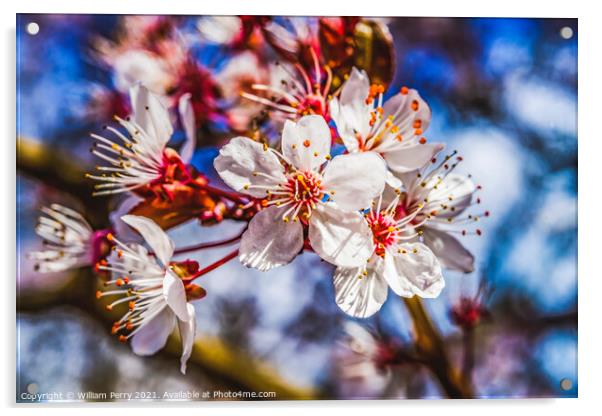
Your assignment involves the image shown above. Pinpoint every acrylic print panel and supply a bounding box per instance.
[16,14,577,402]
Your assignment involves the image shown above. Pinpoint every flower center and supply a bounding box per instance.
[296,94,325,117]
[366,211,400,257]
[267,170,324,223]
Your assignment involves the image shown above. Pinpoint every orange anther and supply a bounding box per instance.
[419,137,427,144]
[400,86,409,95]
[303,139,311,148]
[118,335,128,343]
[411,100,419,111]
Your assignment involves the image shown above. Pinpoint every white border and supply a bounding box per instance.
[3,1,600,415]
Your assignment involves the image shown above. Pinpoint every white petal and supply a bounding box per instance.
[383,143,445,173]
[329,98,361,153]
[385,170,402,188]
[309,203,374,268]
[423,228,475,273]
[381,88,432,135]
[239,205,304,271]
[214,136,286,198]
[121,215,174,267]
[428,173,476,218]
[110,195,144,242]
[178,303,196,374]
[322,152,387,211]
[281,116,331,172]
[131,307,175,356]
[383,243,444,298]
[329,68,373,151]
[163,270,191,321]
[333,256,388,318]
[129,83,173,148]
[340,67,370,108]
[178,93,196,163]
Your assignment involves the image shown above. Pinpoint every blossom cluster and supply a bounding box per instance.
[28,16,486,375]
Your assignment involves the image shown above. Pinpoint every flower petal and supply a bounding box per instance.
[333,256,388,318]
[129,83,173,148]
[121,215,174,267]
[131,306,175,356]
[428,173,476,218]
[177,303,197,374]
[330,68,372,151]
[383,143,445,173]
[178,93,196,163]
[162,270,191,321]
[110,195,145,242]
[381,88,431,135]
[281,116,331,172]
[422,228,475,273]
[383,243,444,298]
[322,152,387,211]
[309,203,374,268]
[340,67,370,109]
[329,98,360,153]
[239,205,304,271]
[214,136,286,198]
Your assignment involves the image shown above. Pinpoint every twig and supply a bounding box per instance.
[173,231,244,255]
[17,270,316,400]
[402,297,473,398]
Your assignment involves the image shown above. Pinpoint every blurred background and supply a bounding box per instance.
[16,15,577,400]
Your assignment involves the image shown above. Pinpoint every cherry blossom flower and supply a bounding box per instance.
[28,204,111,273]
[196,16,267,49]
[335,322,392,394]
[87,84,195,196]
[214,51,270,132]
[334,191,444,318]
[241,53,333,124]
[214,115,387,271]
[197,16,244,45]
[394,152,486,273]
[330,67,444,185]
[96,215,204,374]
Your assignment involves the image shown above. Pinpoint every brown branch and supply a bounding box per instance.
[17,136,111,226]
[17,270,316,400]
[402,297,473,398]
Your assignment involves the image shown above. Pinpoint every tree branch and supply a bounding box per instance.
[17,271,316,400]
[402,297,473,398]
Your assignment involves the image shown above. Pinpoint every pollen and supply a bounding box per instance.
[303,139,311,148]
[411,100,420,111]
[419,137,427,144]
[400,86,409,95]
[413,119,422,129]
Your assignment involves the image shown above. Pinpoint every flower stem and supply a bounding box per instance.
[189,249,239,281]
[173,230,245,255]
[196,182,249,205]
[402,296,473,398]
